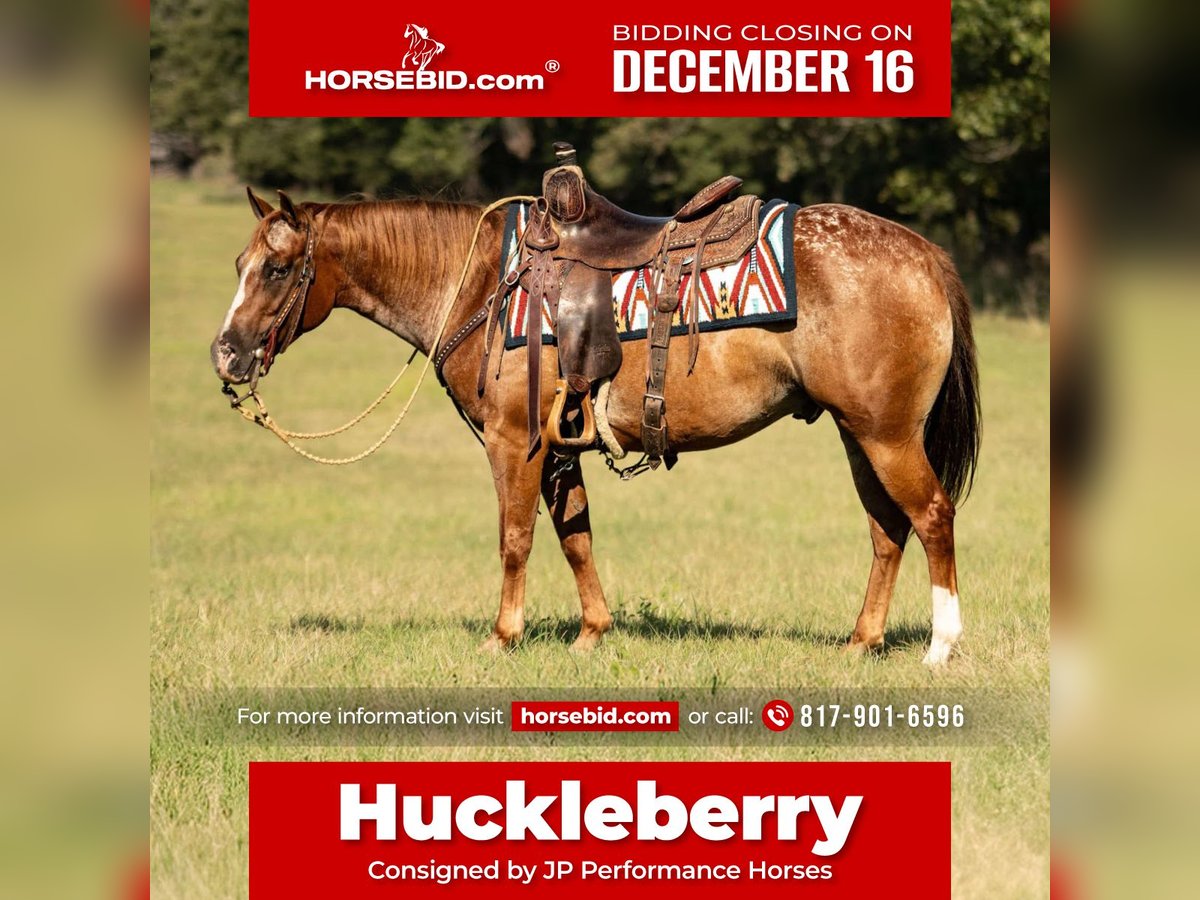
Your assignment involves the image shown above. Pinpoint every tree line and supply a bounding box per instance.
[151,0,1049,314]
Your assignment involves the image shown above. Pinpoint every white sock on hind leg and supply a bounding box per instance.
[923,585,962,666]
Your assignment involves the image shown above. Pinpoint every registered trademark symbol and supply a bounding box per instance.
[545,60,560,73]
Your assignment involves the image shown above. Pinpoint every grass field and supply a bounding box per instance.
[150,177,1049,897]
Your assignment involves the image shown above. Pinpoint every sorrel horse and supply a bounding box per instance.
[211,189,980,665]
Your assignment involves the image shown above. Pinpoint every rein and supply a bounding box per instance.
[222,195,537,465]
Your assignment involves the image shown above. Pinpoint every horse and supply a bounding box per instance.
[211,187,980,666]
[402,24,445,72]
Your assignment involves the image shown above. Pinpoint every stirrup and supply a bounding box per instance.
[547,379,596,449]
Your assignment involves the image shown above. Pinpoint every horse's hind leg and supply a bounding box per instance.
[541,459,613,651]
[855,435,962,666]
[838,428,912,652]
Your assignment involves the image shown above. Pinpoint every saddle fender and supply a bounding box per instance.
[554,264,622,388]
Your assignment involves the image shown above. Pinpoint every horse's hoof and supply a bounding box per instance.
[480,634,515,654]
[844,636,883,656]
[570,633,602,653]
[921,640,954,667]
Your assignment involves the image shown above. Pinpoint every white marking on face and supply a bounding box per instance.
[922,586,962,667]
[221,251,260,336]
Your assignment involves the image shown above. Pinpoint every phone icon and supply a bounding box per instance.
[762,699,794,732]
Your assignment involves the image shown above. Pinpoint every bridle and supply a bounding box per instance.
[222,216,319,406]
[260,218,319,377]
[220,194,537,466]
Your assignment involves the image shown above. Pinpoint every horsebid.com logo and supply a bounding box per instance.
[401,23,444,71]
[305,22,547,92]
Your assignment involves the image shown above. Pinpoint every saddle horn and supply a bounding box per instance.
[553,142,577,166]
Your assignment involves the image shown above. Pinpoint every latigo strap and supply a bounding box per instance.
[522,200,562,456]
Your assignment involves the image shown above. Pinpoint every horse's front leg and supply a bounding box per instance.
[541,457,613,651]
[481,431,546,652]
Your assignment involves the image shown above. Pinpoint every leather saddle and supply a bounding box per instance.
[472,143,761,466]
[545,166,759,272]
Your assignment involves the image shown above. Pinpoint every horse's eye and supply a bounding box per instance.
[265,261,291,280]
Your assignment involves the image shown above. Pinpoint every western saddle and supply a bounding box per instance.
[438,143,761,468]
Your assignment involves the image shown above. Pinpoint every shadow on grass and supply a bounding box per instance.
[288,607,931,655]
[458,604,810,645]
[289,613,364,633]
[610,604,803,642]
[448,613,798,645]
[872,621,933,653]
[458,601,934,652]
[793,621,933,657]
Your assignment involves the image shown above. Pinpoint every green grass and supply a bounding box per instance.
[151,177,1049,897]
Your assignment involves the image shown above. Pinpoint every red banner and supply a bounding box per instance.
[249,1,951,117]
[249,761,950,898]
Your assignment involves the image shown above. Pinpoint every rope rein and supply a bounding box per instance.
[224,195,537,465]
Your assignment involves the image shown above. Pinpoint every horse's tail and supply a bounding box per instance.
[925,247,981,506]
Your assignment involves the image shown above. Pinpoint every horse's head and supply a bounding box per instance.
[211,188,340,384]
[404,23,423,39]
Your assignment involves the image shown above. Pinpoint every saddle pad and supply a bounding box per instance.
[502,199,798,349]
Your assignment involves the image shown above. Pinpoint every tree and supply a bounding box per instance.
[150,0,249,165]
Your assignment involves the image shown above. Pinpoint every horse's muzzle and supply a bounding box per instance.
[211,336,255,384]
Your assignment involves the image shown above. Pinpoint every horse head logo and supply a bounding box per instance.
[402,23,446,72]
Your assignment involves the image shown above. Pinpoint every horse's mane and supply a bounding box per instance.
[317,196,482,236]
[314,197,488,295]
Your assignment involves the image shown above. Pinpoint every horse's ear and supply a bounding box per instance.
[246,186,273,220]
[277,190,301,228]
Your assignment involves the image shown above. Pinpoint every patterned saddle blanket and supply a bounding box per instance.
[501,199,799,350]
